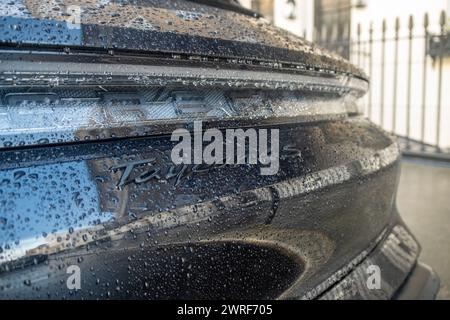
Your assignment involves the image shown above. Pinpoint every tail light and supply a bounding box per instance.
[0,56,368,149]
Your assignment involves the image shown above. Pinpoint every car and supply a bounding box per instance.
[0,0,439,300]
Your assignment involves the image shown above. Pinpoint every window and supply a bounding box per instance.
[314,0,352,58]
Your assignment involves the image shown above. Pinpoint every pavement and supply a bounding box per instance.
[397,158,450,300]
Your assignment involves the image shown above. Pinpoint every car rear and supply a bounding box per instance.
[0,0,438,299]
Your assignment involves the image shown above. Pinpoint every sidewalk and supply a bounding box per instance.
[398,158,450,300]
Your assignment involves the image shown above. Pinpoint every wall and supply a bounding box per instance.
[273,0,314,39]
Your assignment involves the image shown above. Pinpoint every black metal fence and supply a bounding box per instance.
[317,11,450,159]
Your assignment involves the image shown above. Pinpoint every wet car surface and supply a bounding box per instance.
[0,0,439,299]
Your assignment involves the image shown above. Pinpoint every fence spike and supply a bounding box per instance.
[408,15,414,29]
[406,15,414,146]
[368,22,373,119]
[380,19,387,127]
[423,12,429,28]
[439,10,447,27]
[421,13,429,148]
[392,17,400,133]
[436,11,446,149]
[395,17,400,32]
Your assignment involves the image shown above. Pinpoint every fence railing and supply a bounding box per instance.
[317,11,450,158]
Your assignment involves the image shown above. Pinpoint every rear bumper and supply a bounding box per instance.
[0,116,434,300]
[394,262,440,300]
[316,220,439,300]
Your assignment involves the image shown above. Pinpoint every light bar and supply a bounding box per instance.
[0,86,354,149]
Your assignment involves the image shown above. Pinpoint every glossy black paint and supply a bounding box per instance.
[0,0,364,77]
[0,0,436,300]
[0,119,403,299]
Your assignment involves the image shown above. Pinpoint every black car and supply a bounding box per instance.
[0,0,439,299]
